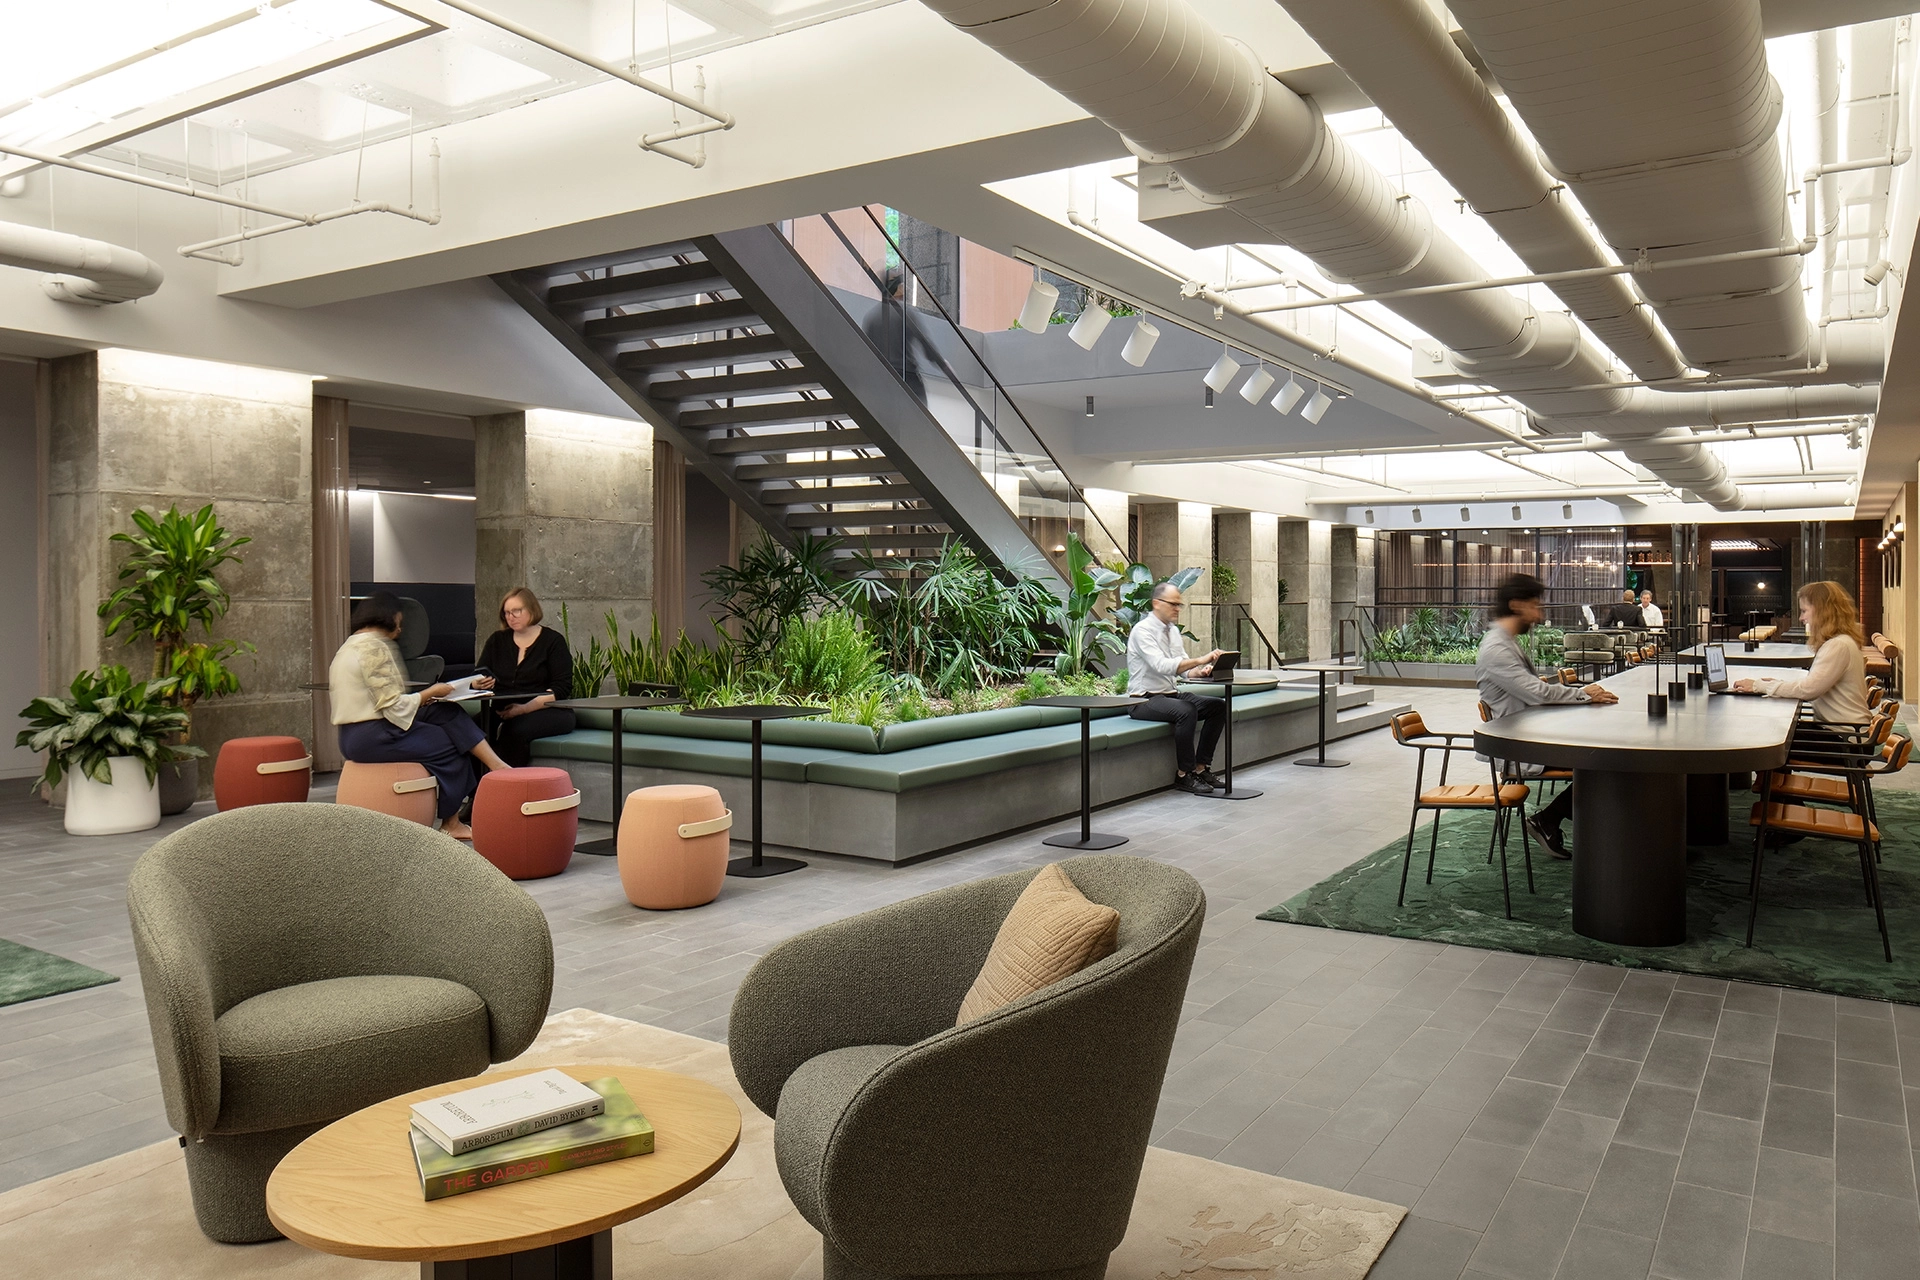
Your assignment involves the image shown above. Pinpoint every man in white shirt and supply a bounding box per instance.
[1638,590,1664,631]
[1127,583,1228,794]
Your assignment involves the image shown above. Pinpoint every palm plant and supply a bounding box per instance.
[1050,533,1124,678]
[700,532,840,668]
[835,541,1053,692]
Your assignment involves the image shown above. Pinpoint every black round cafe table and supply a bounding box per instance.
[1474,664,1800,947]
[680,704,827,877]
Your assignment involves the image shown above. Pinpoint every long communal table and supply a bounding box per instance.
[1474,664,1799,947]
[1678,641,1815,669]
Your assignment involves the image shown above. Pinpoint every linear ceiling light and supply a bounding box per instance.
[1018,280,1058,334]
[1272,375,1305,413]
[1239,365,1276,404]
[1068,301,1112,350]
[1204,348,1241,393]
[1121,318,1159,366]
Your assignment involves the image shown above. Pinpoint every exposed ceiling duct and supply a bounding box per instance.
[0,221,163,305]
[1448,0,1811,376]
[918,0,1881,509]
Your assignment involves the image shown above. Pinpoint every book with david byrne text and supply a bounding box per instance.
[409,1067,605,1155]
[410,1077,654,1200]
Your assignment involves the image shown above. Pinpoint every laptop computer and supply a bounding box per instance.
[1704,643,1767,695]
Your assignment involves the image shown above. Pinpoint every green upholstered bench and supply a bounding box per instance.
[529,682,1392,862]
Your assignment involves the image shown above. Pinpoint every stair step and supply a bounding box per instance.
[550,261,728,311]
[734,457,904,482]
[619,333,791,374]
[680,399,846,431]
[650,369,822,402]
[830,539,952,554]
[704,427,871,455]
[583,297,760,344]
[785,509,938,529]
[532,243,703,280]
[757,482,922,506]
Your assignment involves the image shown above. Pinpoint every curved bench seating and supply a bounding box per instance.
[532,683,1399,863]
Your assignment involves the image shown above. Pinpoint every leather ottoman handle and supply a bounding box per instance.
[678,811,733,839]
[256,755,313,775]
[392,776,438,794]
[521,790,582,817]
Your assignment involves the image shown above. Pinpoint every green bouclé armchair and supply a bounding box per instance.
[127,804,554,1243]
[729,854,1205,1280]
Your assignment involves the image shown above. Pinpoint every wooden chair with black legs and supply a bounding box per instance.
[1390,711,1534,920]
[1748,723,1893,962]
[1770,722,1909,864]
[1478,701,1570,818]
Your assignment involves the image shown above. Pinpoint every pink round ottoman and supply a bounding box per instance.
[617,785,731,909]
[336,761,438,826]
[471,768,580,880]
[213,736,312,810]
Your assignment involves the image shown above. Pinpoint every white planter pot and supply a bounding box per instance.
[64,757,161,836]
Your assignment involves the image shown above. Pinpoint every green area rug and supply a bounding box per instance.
[1259,789,1920,1004]
[0,938,117,1008]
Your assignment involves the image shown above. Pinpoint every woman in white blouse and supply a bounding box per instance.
[330,592,511,840]
[1732,580,1871,726]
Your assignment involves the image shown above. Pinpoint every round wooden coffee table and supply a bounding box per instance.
[266,1063,740,1278]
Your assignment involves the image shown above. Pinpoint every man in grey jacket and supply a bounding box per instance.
[1478,574,1617,857]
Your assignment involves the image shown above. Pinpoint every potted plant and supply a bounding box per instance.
[16,666,200,835]
[96,504,251,813]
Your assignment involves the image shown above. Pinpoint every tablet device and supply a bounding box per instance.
[1703,644,1729,691]
[1210,650,1240,679]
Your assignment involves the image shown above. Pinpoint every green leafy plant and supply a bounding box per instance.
[15,666,201,790]
[774,612,884,699]
[701,532,840,668]
[97,505,250,680]
[1111,562,1204,636]
[165,640,255,712]
[1210,563,1239,600]
[559,604,612,698]
[1050,533,1124,678]
[835,541,1054,693]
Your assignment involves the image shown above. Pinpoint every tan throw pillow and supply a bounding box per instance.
[956,863,1120,1025]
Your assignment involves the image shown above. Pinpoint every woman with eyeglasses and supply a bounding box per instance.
[473,587,577,768]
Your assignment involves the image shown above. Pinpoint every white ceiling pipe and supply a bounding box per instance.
[0,221,162,304]
[1277,0,1686,383]
[1817,27,1843,325]
[1243,420,1862,462]
[1449,0,1810,375]
[1308,480,1853,508]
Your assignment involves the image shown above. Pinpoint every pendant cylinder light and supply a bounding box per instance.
[1121,318,1160,366]
[1068,302,1112,349]
[1239,366,1276,404]
[1018,280,1059,333]
[1203,349,1241,393]
[1301,385,1334,423]
[1272,375,1305,413]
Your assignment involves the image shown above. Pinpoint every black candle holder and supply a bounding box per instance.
[1688,671,1706,690]
[1648,692,1668,716]
[1745,638,1759,652]
[1669,680,1687,702]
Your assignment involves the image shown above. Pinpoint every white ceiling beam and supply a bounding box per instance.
[0,16,438,183]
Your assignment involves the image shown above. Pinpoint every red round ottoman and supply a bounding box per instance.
[471,768,580,879]
[213,736,312,810]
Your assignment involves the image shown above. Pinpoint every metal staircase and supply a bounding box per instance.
[494,226,1059,580]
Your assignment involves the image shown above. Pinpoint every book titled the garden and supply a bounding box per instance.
[410,1077,654,1200]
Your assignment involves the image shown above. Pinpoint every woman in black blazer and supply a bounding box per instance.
[474,587,576,767]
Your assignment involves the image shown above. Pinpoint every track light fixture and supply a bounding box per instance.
[1121,318,1160,366]
[1412,507,1423,523]
[1363,509,1375,524]
[1204,386,1215,408]
[1068,300,1112,350]
[1562,504,1574,520]
[1017,280,1058,334]
[1204,348,1241,393]
[1271,375,1305,413]
[1085,395,1095,418]
[1511,505,1522,520]
[1460,507,1471,521]
[1240,365,1275,404]
[1300,384,1333,424]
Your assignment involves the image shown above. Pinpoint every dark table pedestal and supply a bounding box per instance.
[1572,769,1687,946]
[1686,773,1730,846]
[425,1229,610,1279]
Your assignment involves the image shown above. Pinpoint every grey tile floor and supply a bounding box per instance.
[2,684,1917,1279]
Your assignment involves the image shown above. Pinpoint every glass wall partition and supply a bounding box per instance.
[1374,527,1629,633]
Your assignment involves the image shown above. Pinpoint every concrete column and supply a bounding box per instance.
[1213,512,1280,664]
[1331,526,1358,662]
[1081,486,1129,565]
[1137,501,1213,648]
[1354,530,1377,661]
[44,349,315,771]
[474,409,653,664]
[1279,519,1334,659]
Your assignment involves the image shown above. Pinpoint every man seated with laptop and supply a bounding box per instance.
[1127,582,1231,795]
[1478,574,1618,858]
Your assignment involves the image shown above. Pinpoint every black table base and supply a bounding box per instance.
[727,854,808,878]
[1572,769,1688,946]
[574,836,618,857]
[1041,706,1130,849]
[1194,678,1268,800]
[1291,668,1349,769]
[1042,832,1130,851]
[1686,773,1730,845]
[426,1228,610,1278]
[1292,759,1349,770]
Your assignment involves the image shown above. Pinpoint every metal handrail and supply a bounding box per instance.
[832,208,1125,559]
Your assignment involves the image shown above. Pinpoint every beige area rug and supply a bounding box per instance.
[0,1010,1404,1278]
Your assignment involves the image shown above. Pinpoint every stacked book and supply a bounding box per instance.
[408,1068,655,1200]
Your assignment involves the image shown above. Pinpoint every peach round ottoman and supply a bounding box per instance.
[336,761,438,826]
[471,768,580,880]
[617,785,732,909]
[213,736,312,810]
